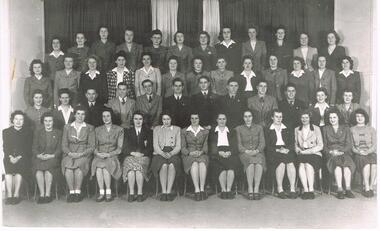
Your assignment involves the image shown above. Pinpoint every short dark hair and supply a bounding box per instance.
[198,31,211,45]
[29,59,45,76]
[198,75,210,83]
[117,82,127,88]
[326,30,341,44]
[73,105,87,116]
[218,26,232,41]
[133,110,145,119]
[284,83,297,92]
[151,29,163,37]
[351,108,370,125]
[172,77,184,86]
[275,25,286,34]
[10,110,26,124]
[85,88,98,94]
[340,56,354,70]
[167,55,179,71]
[100,107,116,125]
[317,54,327,60]
[31,89,44,105]
[85,55,101,72]
[173,31,185,44]
[242,55,253,63]
[58,88,71,98]
[292,57,306,70]
[271,109,283,117]
[247,25,259,36]
[40,111,55,124]
[257,79,268,86]
[63,53,75,62]
[191,56,204,72]
[125,27,134,33]
[50,36,63,51]
[227,77,239,85]
[98,26,109,33]
[325,108,344,125]
[141,79,153,87]
[159,111,173,125]
[141,51,152,60]
[113,50,127,62]
[315,87,329,99]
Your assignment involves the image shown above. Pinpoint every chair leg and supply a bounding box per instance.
[155,177,159,197]
[183,176,187,196]
[115,179,119,198]
[55,182,59,200]
[34,182,37,201]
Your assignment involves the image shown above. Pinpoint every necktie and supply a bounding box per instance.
[176,96,180,101]
[203,92,207,99]
[259,97,264,103]
[121,98,126,105]
[89,103,93,108]
[148,95,152,103]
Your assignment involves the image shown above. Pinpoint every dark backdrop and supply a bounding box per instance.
[44,0,334,52]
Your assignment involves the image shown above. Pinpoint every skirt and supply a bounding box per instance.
[61,155,91,176]
[297,154,322,171]
[239,152,266,172]
[91,156,122,180]
[150,154,182,177]
[122,156,151,182]
[210,146,242,179]
[3,156,30,180]
[353,153,377,171]
[326,153,356,174]
[32,157,60,180]
[267,146,296,169]
[182,154,209,174]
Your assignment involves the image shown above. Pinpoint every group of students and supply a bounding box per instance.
[2,25,376,205]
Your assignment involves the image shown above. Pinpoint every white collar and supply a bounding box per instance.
[339,70,354,77]
[201,90,209,95]
[291,70,305,77]
[314,102,330,109]
[141,66,154,74]
[269,123,287,130]
[241,71,256,78]
[215,126,229,133]
[119,96,128,102]
[49,51,64,57]
[186,126,204,134]
[57,105,73,112]
[85,70,100,75]
[174,93,182,99]
[70,122,87,128]
[161,125,174,130]
[112,67,129,73]
[221,40,236,48]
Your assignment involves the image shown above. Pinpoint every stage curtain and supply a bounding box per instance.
[219,0,334,48]
[203,0,220,46]
[151,0,179,47]
[177,0,203,47]
[44,0,152,52]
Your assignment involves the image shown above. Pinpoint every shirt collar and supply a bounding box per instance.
[186,126,204,134]
[220,40,236,48]
[58,105,74,112]
[201,90,209,95]
[269,123,287,130]
[49,51,64,57]
[291,70,305,77]
[241,71,256,78]
[119,96,127,102]
[141,66,154,74]
[314,102,330,109]
[161,125,174,130]
[215,126,229,133]
[85,70,100,75]
[112,67,129,73]
[70,122,87,128]
[339,70,354,77]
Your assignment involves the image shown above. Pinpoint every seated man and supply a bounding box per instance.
[136,79,162,129]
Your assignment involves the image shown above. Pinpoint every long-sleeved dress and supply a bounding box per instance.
[350,125,377,171]
[181,127,209,174]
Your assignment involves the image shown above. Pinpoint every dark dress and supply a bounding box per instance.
[268,41,293,72]
[320,45,346,72]
[2,126,33,179]
[208,127,241,180]
[89,40,116,72]
[32,128,62,178]
[144,46,168,74]
[288,71,315,106]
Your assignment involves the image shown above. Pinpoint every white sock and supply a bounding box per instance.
[105,189,111,195]
[74,189,81,194]
[99,189,105,195]
[69,190,75,194]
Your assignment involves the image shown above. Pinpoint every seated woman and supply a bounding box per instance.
[53,88,75,130]
[91,109,123,202]
[322,108,355,199]
[236,110,266,200]
[2,111,33,205]
[181,112,209,201]
[295,110,323,200]
[32,112,62,204]
[61,106,95,203]
[265,109,297,199]
[25,89,50,131]
[151,112,181,201]
[350,109,377,198]
[209,113,241,200]
[122,111,153,202]
[310,88,331,128]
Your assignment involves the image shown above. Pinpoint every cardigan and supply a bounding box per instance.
[106,68,135,100]
[350,125,376,155]
[210,69,234,96]
[192,45,217,72]
[241,40,267,72]
[336,71,361,104]
[134,67,162,97]
[23,76,53,108]
[32,128,62,166]
[105,97,135,128]
[153,125,181,156]
[54,69,81,106]
[89,40,116,72]
[167,45,193,73]
[262,68,288,101]
[288,72,314,106]
[181,127,209,155]
[116,42,143,71]
[294,124,323,156]
[25,106,50,131]
[235,124,265,155]
[215,42,241,74]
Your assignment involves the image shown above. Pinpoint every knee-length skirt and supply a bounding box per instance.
[32,157,61,180]
[122,156,151,182]
[267,147,296,169]
[326,153,356,174]
[91,156,122,180]
[239,152,266,172]
[3,157,30,180]
[210,146,241,179]
[353,153,377,172]
[61,155,91,176]
[297,154,322,171]
[182,154,209,174]
[151,154,182,177]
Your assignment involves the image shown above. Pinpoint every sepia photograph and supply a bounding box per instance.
[0,0,378,229]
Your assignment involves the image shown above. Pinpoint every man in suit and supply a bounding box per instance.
[81,88,104,127]
[163,78,191,128]
[217,77,247,128]
[247,80,278,128]
[105,82,135,129]
[191,76,219,129]
[136,79,162,129]
[241,25,267,72]
[278,83,307,131]
[116,28,143,72]
[312,55,337,105]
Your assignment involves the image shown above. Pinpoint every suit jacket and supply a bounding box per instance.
[208,126,238,157]
[192,45,217,72]
[135,93,162,127]
[312,69,337,104]
[80,101,105,127]
[53,107,75,130]
[181,127,209,155]
[185,71,211,96]
[236,72,263,97]
[24,76,53,108]
[322,125,353,155]
[262,68,288,101]
[294,124,323,156]
[336,71,361,104]
[320,45,346,72]
[105,97,135,128]
[265,124,294,154]
[106,68,135,100]
[310,104,332,127]
[247,95,278,128]
[191,91,219,127]
[293,46,318,71]
[278,99,307,130]
[217,94,247,128]
[167,45,193,73]
[242,40,267,72]
[61,122,95,156]
[116,42,143,71]
[54,69,81,106]
[163,95,191,128]
[122,126,153,161]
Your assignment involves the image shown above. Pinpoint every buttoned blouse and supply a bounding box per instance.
[153,125,181,155]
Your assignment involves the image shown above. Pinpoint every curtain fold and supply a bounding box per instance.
[202,0,220,46]
[177,0,203,47]
[151,0,178,47]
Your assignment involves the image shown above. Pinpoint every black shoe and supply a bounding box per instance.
[37,196,45,204]
[45,196,53,203]
[345,190,355,198]
[160,194,167,201]
[288,191,298,199]
[247,193,254,200]
[105,194,113,202]
[200,191,207,200]
[227,191,234,199]
[4,198,12,205]
[336,191,345,199]
[13,197,21,205]
[96,194,105,202]
[195,192,201,201]
[67,194,74,203]
[167,193,176,201]
[308,192,315,200]
[278,191,287,199]
[253,193,261,200]
[220,192,226,199]
[128,194,135,202]
[301,193,308,200]
[75,193,83,202]
[369,190,375,197]
[137,194,145,202]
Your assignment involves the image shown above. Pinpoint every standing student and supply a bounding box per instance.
[45,37,65,84]
[135,52,162,97]
[116,28,143,72]
[268,26,292,72]
[90,26,116,72]
[67,33,89,72]
[288,57,314,106]
[237,55,263,98]
[336,89,360,126]
[162,56,187,97]
[262,54,288,102]
[53,88,75,130]
[192,31,217,72]
[293,32,318,71]
[210,57,234,96]
[312,55,337,105]
[320,30,346,72]
[215,27,241,74]
[167,31,193,73]
[336,56,361,104]
[144,29,168,74]
[241,25,267,72]
[185,57,210,96]
[25,89,50,131]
